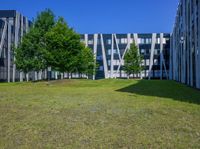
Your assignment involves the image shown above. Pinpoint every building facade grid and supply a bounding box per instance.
[170,0,200,89]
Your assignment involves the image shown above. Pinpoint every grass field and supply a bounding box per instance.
[0,79,200,148]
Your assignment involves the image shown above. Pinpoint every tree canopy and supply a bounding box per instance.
[15,9,95,80]
[45,17,82,73]
[124,42,143,78]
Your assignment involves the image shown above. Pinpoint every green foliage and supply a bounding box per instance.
[124,42,143,77]
[34,9,55,34]
[15,28,45,73]
[15,9,55,73]
[15,9,95,79]
[75,44,95,76]
[45,17,82,73]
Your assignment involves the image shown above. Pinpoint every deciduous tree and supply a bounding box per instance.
[124,42,143,79]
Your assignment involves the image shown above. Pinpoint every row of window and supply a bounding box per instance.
[106,59,160,66]
[99,71,168,78]
[105,49,161,56]
[141,49,161,55]
[81,38,167,45]
[97,58,160,68]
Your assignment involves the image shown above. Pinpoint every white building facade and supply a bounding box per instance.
[170,0,200,89]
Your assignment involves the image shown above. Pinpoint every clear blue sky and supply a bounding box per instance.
[1,0,179,34]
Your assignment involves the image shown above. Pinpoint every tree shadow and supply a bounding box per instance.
[116,80,200,105]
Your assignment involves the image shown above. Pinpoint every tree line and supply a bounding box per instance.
[15,9,143,81]
[15,9,95,81]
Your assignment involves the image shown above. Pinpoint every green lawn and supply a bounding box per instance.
[0,79,200,148]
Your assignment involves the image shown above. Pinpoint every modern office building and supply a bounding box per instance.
[81,33,170,79]
[0,10,171,81]
[170,0,200,89]
[0,10,31,82]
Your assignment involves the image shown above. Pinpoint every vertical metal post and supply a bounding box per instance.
[7,20,11,83]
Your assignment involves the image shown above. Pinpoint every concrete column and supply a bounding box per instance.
[198,0,200,88]
[100,34,108,79]
[93,34,98,80]
[160,33,163,80]
[13,12,20,82]
[110,34,114,78]
[7,20,11,83]
[148,33,156,80]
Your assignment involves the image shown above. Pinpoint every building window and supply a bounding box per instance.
[99,66,104,71]
[146,59,150,65]
[154,59,158,65]
[141,49,146,54]
[146,49,150,54]
[88,39,93,45]
[97,39,101,45]
[141,60,145,66]
[112,49,117,54]
[154,49,159,55]
[120,38,128,44]
[146,38,152,44]
[108,49,111,55]
[97,56,103,60]
[138,38,141,44]
[108,60,111,66]
[141,38,145,44]
[107,39,111,45]
[156,38,160,44]
[107,49,118,55]
[163,38,166,44]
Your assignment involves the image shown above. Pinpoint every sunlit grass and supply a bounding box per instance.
[0,79,200,148]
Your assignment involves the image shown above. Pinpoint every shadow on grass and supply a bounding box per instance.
[116,80,200,105]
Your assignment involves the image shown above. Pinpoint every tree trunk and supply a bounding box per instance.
[38,71,42,80]
[140,71,142,79]
[44,69,47,80]
[26,73,29,82]
[20,72,23,82]
[34,71,38,81]
[93,74,95,80]
[55,72,58,80]
[127,74,130,79]
[61,73,64,79]
[69,73,71,79]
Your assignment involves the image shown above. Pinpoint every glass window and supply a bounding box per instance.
[146,38,152,44]
[154,49,158,55]
[121,38,128,44]
[146,59,150,65]
[124,38,128,44]
[141,60,145,66]
[97,39,101,45]
[107,49,111,55]
[141,38,145,44]
[107,39,111,45]
[156,38,160,44]
[163,38,166,44]
[88,39,93,45]
[141,49,145,54]
[154,59,158,65]
[115,39,120,44]
[108,60,111,66]
[99,66,104,71]
[138,38,141,44]
[97,56,102,60]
